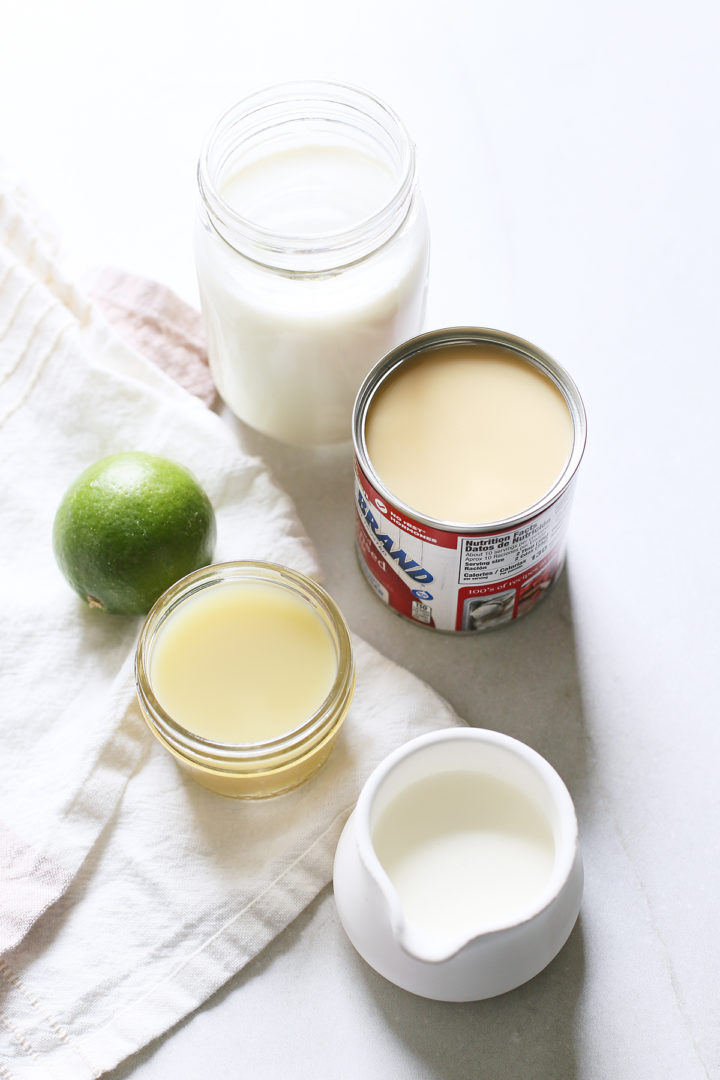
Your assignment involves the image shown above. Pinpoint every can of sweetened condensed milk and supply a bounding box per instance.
[352,328,587,631]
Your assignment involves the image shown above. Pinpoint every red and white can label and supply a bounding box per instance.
[354,464,576,631]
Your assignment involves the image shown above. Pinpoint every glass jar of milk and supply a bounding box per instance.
[195,81,430,445]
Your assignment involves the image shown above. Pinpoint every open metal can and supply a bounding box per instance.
[352,328,586,632]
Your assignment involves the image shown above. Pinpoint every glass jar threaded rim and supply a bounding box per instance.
[197,80,418,273]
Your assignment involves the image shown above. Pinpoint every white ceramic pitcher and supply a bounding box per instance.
[333,727,583,1001]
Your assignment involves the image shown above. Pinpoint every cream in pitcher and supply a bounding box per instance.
[372,770,556,936]
[195,81,429,446]
[333,728,583,1001]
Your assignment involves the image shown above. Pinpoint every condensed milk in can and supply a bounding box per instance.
[352,328,587,631]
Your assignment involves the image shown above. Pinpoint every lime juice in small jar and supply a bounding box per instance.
[135,562,355,798]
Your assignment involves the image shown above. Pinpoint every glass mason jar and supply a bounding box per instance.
[195,81,430,446]
[135,561,356,798]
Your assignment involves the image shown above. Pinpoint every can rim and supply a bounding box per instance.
[352,326,587,535]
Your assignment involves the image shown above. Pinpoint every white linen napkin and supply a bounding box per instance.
[0,168,461,1078]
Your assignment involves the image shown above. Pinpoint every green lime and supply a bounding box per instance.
[53,451,217,615]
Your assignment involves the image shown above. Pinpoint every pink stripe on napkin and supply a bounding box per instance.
[0,822,73,955]
[84,266,218,407]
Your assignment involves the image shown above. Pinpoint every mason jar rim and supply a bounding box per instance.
[135,560,355,771]
[197,80,418,272]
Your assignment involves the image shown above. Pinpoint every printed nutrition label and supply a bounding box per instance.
[458,498,570,584]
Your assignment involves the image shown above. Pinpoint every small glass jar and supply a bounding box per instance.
[195,81,430,446]
[135,561,355,798]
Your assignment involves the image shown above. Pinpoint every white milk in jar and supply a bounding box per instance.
[196,82,430,445]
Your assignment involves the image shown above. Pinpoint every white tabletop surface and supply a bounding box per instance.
[2,2,718,1077]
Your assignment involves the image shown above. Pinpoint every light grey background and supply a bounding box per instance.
[1,1,717,1076]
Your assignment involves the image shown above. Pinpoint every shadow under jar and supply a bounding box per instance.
[195,80,430,446]
[135,562,356,798]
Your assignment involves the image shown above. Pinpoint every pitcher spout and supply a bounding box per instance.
[395,918,479,965]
